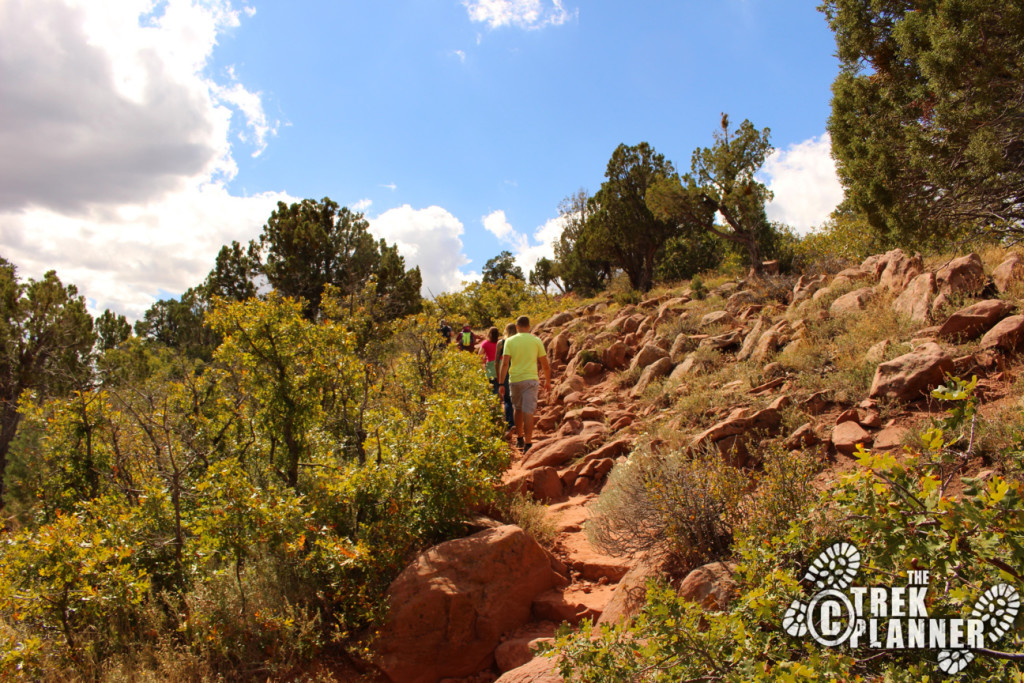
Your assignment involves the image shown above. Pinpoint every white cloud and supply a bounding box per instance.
[451,49,466,63]
[0,0,284,318]
[369,205,472,295]
[482,210,563,277]
[352,198,373,212]
[462,0,576,30]
[761,133,844,234]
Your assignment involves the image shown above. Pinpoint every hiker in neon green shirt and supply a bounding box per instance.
[497,315,551,453]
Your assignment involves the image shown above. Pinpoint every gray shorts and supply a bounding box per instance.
[510,379,539,414]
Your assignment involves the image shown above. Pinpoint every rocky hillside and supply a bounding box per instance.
[369,248,1024,683]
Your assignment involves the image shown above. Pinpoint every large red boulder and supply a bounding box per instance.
[830,287,874,315]
[935,253,986,296]
[522,435,590,470]
[878,249,923,292]
[893,272,936,323]
[375,525,567,683]
[993,253,1024,293]
[868,342,954,402]
[980,315,1024,353]
[937,300,1015,341]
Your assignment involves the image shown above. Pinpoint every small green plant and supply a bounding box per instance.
[504,493,557,549]
[689,275,707,300]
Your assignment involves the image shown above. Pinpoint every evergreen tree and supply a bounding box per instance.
[822,0,1024,241]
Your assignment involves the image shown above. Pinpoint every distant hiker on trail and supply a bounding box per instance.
[479,327,500,386]
[497,316,550,452]
[438,320,452,345]
[495,323,516,429]
[458,325,478,352]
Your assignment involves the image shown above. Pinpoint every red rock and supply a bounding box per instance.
[601,341,628,370]
[583,437,633,462]
[542,311,574,329]
[878,249,923,292]
[832,267,873,289]
[522,435,589,470]
[631,356,673,396]
[832,421,872,454]
[494,656,561,683]
[690,408,782,450]
[558,417,583,437]
[830,286,874,315]
[494,630,556,673]
[835,408,859,424]
[874,424,908,450]
[736,317,766,361]
[629,342,669,371]
[801,391,831,414]
[980,315,1024,353]
[678,562,738,611]
[937,299,1015,341]
[549,331,571,363]
[865,339,891,364]
[868,342,954,403]
[700,310,736,327]
[375,525,566,683]
[936,253,986,296]
[530,467,563,503]
[598,555,669,626]
[893,272,936,323]
[532,583,615,625]
[792,274,828,304]
[581,361,603,377]
[993,253,1024,293]
[784,423,820,450]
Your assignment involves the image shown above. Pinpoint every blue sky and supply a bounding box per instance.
[0,0,843,317]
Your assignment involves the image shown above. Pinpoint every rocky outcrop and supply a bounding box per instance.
[868,342,954,402]
[632,356,673,397]
[630,343,668,371]
[376,525,567,683]
[494,655,561,683]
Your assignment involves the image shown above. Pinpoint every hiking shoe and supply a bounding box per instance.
[523,442,532,453]
[516,436,525,450]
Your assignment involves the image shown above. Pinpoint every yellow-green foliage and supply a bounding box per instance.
[432,276,541,327]
[0,297,507,679]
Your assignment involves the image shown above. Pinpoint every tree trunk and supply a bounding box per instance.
[0,402,22,511]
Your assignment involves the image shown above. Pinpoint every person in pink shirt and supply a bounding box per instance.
[478,327,500,390]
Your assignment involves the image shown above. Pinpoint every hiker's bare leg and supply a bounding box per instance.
[514,409,524,437]
[524,412,535,444]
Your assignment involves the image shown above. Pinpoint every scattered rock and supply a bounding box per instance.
[736,317,766,362]
[494,629,555,674]
[602,341,629,370]
[980,315,1024,353]
[993,253,1024,293]
[784,423,820,450]
[832,421,872,454]
[801,391,832,415]
[678,562,738,611]
[597,554,669,626]
[530,467,563,503]
[792,274,828,304]
[874,424,908,450]
[865,339,891,364]
[632,357,673,396]
[832,267,873,289]
[541,312,575,330]
[630,343,669,371]
[701,310,737,328]
[549,331,571,363]
[522,435,590,470]
[868,342,954,402]
[936,253,987,296]
[830,287,875,315]
[494,656,561,683]
[376,525,566,683]
[937,299,1015,341]
[878,250,923,292]
[726,290,759,312]
[893,272,936,323]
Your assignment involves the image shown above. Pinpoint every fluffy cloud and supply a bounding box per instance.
[462,0,576,30]
[481,210,562,277]
[761,133,845,234]
[369,205,472,295]
[0,0,282,318]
